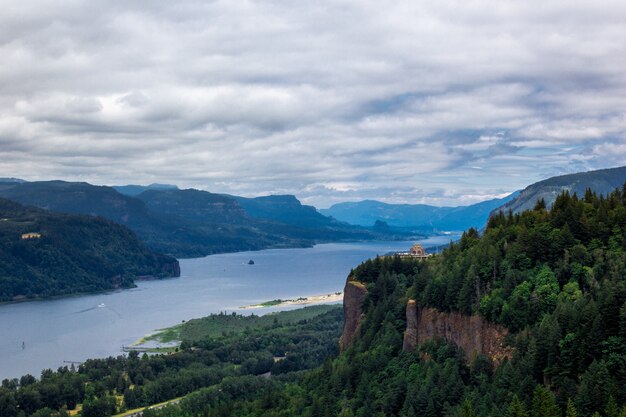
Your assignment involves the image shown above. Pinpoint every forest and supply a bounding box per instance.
[0,305,342,417]
[143,185,626,417]
[0,198,179,302]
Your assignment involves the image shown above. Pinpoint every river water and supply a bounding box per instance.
[0,236,456,379]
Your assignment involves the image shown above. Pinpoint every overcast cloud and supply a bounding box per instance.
[1,0,626,207]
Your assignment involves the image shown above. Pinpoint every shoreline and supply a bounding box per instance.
[130,301,344,352]
[239,292,344,309]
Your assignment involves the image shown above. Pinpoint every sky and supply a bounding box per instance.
[1,1,626,208]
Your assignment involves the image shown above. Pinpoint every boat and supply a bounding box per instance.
[248,259,255,265]
[98,303,106,308]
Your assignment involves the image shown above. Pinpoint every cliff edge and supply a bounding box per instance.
[339,279,368,350]
[402,299,512,365]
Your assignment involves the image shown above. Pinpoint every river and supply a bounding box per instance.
[0,236,457,379]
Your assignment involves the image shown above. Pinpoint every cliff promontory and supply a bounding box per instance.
[339,279,368,350]
[402,299,512,364]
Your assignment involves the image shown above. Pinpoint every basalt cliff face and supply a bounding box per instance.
[402,299,513,365]
[339,280,368,350]
[339,286,512,364]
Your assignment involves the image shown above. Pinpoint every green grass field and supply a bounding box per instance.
[140,304,341,346]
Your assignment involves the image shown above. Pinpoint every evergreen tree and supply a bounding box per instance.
[531,385,559,417]
[506,395,529,417]
[565,399,578,417]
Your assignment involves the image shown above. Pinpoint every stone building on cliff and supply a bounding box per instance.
[397,243,431,259]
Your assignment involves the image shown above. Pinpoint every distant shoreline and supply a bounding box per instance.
[240,292,344,309]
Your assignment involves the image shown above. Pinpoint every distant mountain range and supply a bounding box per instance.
[0,198,179,302]
[320,193,519,231]
[0,180,405,258]
[496,166,626,214]
[5,166,625,260]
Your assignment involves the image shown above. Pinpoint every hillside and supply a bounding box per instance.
[234,194,336,228]
[320,192,518,231]
[498,165,626,214]
[0,198,179,302]
[314,185,626,417]
[149,185,626,416]
[138,188,398,247]
[0,181,399,257]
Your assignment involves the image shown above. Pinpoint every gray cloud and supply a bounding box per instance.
[1,0,626,207]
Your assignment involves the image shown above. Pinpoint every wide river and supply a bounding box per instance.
[0,236,457,379]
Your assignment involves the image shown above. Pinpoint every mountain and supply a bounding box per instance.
[0,180,156,227]
[321,200,450,228]
[136,189,397,249]
[0,181,398,257]
[139,189,250,225]
[234,194,347,229]
[0,177,26,183]
[320,192,519,231]
[0,198,179,302]
[497,165,626,214]
[113,183,179,197]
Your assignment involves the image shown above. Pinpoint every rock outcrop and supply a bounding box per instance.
[339,280,368,350]
[161,259,181,277]
[403,299,512,365]
[402,299,420,351]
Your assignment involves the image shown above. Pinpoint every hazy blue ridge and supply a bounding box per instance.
[320,192,519,231]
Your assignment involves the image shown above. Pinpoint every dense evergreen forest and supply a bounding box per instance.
[0,198,178,302]
[144,185,626,417]
[4,185,626,417]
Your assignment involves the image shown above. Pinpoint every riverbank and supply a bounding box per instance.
[239,292,343,309]
[0,239,452,379]
[130,304,342,352]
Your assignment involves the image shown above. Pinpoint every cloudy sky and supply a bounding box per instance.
[1,0,626,207]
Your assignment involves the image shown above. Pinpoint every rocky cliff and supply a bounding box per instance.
[160,259,181,277]
[402,299,512,365]
[339,280,368,350]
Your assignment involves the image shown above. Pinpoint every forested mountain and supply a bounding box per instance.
[499,166,626,214]
[320,192,518,231]
[0,181,399,258]
[0,180,153,226]
[0,198,179,302]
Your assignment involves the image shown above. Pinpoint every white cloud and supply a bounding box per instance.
[1,0,626,206]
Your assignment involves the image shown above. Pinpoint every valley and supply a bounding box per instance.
[0,239,452,380]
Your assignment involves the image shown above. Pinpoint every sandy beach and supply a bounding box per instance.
[240,292,343,309]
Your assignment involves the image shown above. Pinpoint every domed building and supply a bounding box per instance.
[397,243,431,259]
[409,243,426,257]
